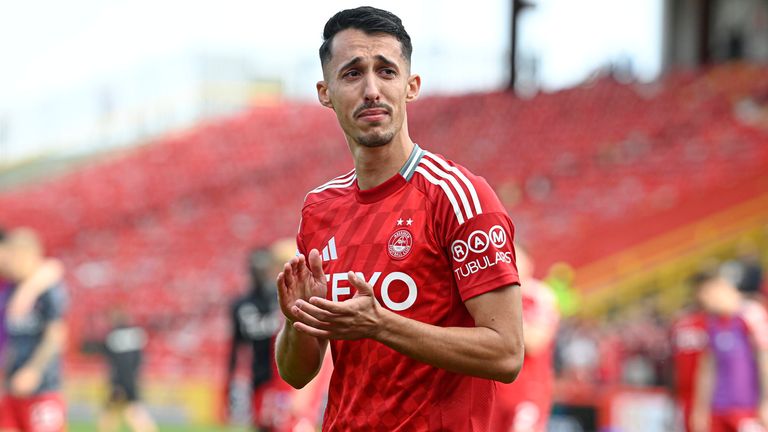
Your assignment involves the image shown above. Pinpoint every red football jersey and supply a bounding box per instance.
[670,310,708,403]
[297,145,520,431]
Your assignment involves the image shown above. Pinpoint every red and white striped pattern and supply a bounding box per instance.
[307,169,357,196]
[415,151,482,225]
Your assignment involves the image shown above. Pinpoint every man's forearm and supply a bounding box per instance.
[374,309,523,383]
[276,323,327,389]
[693,352,713,414]
[25,321,66,372]
[758,349,768,402]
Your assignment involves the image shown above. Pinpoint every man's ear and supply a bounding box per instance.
[405,74,421,103]
[317,81,333,109]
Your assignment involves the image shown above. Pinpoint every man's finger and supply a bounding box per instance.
[295,299,344,322]
[293,321,332,339]
[277,272,292,298]
[295,254,309,279]
[348,272,374,297]
[308,296,350,314]
[308,249,325,281]
[292,304,333,329]
[282,263,295,289]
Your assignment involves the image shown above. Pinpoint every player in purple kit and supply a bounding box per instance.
[691,270,768,432]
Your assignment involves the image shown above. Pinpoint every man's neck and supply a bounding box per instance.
[349,134,414,191]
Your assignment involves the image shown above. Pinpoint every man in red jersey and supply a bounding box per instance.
[494,245,559,432]
[275,6,524,432]
[669,275,709,432]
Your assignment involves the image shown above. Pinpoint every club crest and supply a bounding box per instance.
[387,229,413,260]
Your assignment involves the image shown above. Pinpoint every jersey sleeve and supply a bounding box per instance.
[431,168,520,301]
[296,213,308,256]
[40,283,68,322]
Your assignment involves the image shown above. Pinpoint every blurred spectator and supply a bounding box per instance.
[98,309,157,432]
[226,240,294,431]
[619,297,668,387]
[596,317,623,385]
[691,270,768,432]
[669,280,709,432]
[0,228,68,432]
[558,318,600,383]
[721,240,764,300]
[0,226,64,360]
[545,262,579,317]
[495,244,560,432]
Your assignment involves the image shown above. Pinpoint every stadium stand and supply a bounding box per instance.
[0,63,767,374]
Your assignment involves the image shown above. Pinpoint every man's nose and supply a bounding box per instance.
[363,74,381,102]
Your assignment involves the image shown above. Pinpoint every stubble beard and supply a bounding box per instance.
[356,129,396,148]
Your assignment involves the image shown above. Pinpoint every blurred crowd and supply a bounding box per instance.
[554,253,765,389]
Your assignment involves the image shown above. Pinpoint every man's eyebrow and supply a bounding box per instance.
[337,55,400,74]
[375,55,398,69]
[338,56,362,73]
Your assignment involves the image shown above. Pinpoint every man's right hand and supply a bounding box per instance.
[276,249,327,324]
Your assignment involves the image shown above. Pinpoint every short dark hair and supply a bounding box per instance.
[319,6,412,68]
[689,269,721,290]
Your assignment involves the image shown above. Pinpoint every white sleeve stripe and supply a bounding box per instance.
[423,152,482,215]
[415,166,465,225]
[308,175,356,194]
[419,158,474,220]
[310,169,356,193]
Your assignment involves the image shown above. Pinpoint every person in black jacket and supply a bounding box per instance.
[98,310,157,432]
[226,246,285,431]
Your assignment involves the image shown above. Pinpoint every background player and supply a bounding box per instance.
[691,270,768,432]
[97,309,157,432]
[275,6,524,431]
[0,228,68,432]
[495,244,560,432]
[669,273,710,432]
[227,244,289,431]
[0,227,64,363]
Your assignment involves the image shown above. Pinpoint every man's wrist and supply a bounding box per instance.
[371,307,395,343]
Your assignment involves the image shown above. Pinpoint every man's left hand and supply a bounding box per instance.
[291,271,384,340]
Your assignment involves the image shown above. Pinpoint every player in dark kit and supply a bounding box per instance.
[275,7,524,431]
[98,310,157,432]
[0,227,65,361]
[227,247,287,431]
[0,229,68,432]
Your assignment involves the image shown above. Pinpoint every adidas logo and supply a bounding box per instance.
[321,236,338,262]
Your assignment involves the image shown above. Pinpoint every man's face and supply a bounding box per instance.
[697,277,741,315]
[317,28,419,148]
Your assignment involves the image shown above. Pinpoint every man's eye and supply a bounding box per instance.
[381,69,396,76]
[343,70,361,78]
